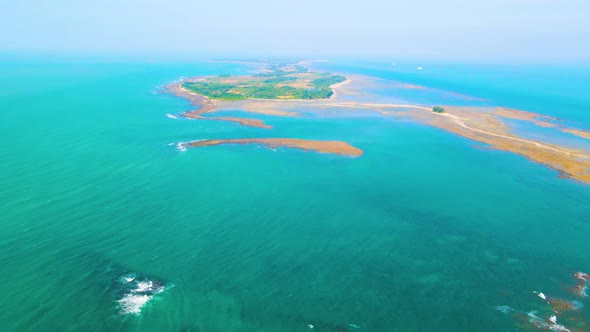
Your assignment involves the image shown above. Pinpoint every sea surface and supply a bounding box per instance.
[1,56,589,331]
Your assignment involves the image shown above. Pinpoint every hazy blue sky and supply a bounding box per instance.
[1,0,588,61]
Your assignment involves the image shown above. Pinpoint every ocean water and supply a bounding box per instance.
[314,60,590,126]
[0,57,589,331]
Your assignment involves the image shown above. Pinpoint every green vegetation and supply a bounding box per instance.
[432,106,446,113]
[182,64,346,101]
[182,82,246,100]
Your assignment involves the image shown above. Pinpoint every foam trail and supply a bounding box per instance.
[166,113,178,119]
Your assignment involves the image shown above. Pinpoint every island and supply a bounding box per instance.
[182,65,346,100]
[166,62,349,128]
[166,60,590,185]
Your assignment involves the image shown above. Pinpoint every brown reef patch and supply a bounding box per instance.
[185,114,271,129]
[548,297,582,313]
[181,138,363,156]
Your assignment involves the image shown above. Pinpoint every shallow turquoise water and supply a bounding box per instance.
[0,57,589,331]
[315,60,590,126]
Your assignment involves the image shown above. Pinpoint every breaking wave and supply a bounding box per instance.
[117,273,167,315]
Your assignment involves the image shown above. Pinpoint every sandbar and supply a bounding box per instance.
[561,128,590,140]
[181,138,363,156]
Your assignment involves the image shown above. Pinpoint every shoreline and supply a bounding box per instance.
[329,78,352,100]
[167,82,274,128]
[165,72,353,123]
[166,82,218,114]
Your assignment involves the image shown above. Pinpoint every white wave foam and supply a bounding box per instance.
[134,281,154,293]
[117,274,166,315]
[133,280,164,294]
[166,113,178,119]
[533,291,547,301]
[527,311,571,332]
[176,143,187,152]
[119,294,152,315]
[120,273,136,283]
[573,272,589,297]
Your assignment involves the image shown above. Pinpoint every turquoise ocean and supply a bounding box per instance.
[1,56,589,331]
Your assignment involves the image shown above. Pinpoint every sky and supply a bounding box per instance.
[1,0,589,62]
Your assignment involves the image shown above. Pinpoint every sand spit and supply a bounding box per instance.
[316,101,590,183]
[329,78,353,100]
[314,100,590,183]
[181,138,363,156]
[413,107,590,184]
